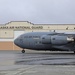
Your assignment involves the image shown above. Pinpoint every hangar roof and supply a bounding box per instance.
[0,21,75,26]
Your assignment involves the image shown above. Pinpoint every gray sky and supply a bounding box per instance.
[0,0,75,24]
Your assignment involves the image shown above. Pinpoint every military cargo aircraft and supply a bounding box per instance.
[14,32,75,53]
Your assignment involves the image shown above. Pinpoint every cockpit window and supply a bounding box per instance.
[42,37,45,39]
[29,36,32,38]
[20,39,23,42]
[24,36,28,38]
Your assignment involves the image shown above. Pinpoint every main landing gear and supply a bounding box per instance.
[21,49,25,53]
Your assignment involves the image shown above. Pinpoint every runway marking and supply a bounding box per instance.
[14,65,38,75]
[0,65,75,75]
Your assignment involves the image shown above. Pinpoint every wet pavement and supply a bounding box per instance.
[0,50,75,75]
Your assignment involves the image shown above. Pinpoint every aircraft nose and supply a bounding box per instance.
[14,37,24,48]
[14,38,19,46]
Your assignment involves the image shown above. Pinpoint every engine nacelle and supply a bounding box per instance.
[51,35,74,45]
[41,35,74,45]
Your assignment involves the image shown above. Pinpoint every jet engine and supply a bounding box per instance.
[41,35,74,45]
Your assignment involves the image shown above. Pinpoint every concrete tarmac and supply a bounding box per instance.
[0,50,75,75]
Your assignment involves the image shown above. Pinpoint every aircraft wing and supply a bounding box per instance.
[53,42,75,51]
[51,32,75,51]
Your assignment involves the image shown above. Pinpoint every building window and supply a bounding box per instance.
[66,27,68,30]
[5,32,7,34]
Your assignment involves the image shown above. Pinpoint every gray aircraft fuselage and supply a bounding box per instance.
[14,32,75,53]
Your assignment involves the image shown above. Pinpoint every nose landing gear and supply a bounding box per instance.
[22,49,25,53]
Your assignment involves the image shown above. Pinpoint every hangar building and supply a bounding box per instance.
[0,21,75,50]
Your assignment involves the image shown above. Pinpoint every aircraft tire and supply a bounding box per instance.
[22,50,25,53]
[74,51,75,54]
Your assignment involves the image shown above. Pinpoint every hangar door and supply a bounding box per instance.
[14,31,25,40]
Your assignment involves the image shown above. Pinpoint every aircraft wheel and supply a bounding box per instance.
[22,50,25,53]
[74,51,75,54]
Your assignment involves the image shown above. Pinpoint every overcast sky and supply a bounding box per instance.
[0,0,75,24]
